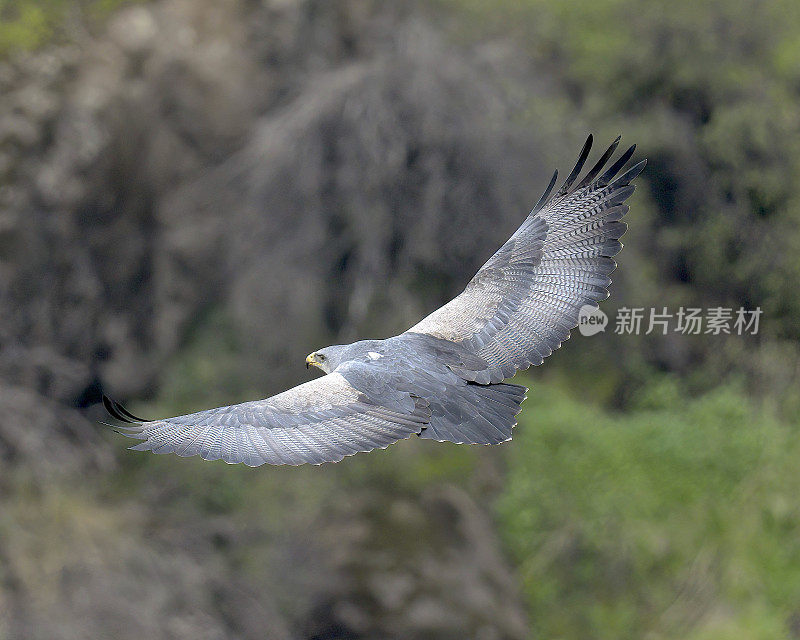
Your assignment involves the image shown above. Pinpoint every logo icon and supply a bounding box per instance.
[577,304,608,337]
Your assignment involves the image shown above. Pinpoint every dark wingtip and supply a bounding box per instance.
[609,158,647,188]
[575,136,622,190]
[102,394,120,419]
[532,169,559,213]
[102,394,148,423]
[557,134,593,196]
[598,144,636,186]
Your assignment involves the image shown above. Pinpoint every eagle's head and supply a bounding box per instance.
[306,344,351,374]
[306,340,383,374]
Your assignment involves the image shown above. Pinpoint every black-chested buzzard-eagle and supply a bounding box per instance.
[104,135,645,466]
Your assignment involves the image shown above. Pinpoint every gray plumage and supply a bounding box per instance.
[104,135,645,466]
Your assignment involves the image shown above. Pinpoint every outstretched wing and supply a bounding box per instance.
[103,371,430,466]
[408,135,645,383]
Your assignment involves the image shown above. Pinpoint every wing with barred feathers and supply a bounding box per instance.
[103,370,430,466]
[408,135,645,383]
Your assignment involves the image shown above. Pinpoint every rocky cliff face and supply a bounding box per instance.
[0,1,546,636]
[0,0,549,462]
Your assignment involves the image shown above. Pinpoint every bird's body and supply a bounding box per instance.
[104,135,645,466]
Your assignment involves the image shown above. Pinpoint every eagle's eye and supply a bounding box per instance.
[317,353,326,361]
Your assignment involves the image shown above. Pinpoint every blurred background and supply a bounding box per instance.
[1,0,800,638]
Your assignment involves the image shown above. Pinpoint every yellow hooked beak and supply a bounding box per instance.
[306,352,320,369]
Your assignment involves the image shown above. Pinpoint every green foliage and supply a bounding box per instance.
[0,0,137,56]
[0,1,50,54]
[500,380,800,639]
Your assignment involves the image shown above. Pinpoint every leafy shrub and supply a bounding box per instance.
[500,380,800,639]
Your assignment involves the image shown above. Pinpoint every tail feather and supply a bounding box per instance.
[420,382,527,444]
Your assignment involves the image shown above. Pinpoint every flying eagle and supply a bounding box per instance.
[104,135,645,466]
